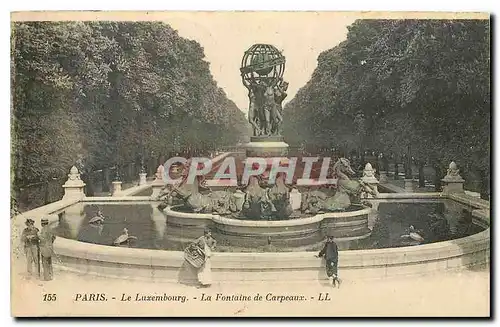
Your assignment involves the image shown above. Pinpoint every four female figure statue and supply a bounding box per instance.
[247,78,288,137]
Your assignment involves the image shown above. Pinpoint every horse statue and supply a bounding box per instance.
[301,157,378,213]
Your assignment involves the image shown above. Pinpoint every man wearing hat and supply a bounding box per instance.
[21,218,40,276]
[39,218,56,281]
[316,235,342,288]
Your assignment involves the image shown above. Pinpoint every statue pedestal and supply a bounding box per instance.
[379,171,388,183]
[290,188,302,211]
[111,181,122,197]
[245,136,289,157]
[62,166,86,200]
[139,173,147,186]
[151,179,165,198]
[404,179,415,192]
[62,182,86,200]
[361,163,379,197]
[441,178,465,194]
[441,162,465,194]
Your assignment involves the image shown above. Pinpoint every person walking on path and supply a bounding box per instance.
[316,236,342,288]
[21,218,40,277]
[39,218,56,281]
[193,229,217,288]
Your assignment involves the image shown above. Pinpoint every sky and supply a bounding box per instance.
[12,11,487,115]
[160,12,356,114]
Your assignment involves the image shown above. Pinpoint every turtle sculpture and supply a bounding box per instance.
[89,210,105,225]
[113,228,137,247]
[400,225,425,246]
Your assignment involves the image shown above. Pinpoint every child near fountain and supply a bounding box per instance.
[316,236,342,288]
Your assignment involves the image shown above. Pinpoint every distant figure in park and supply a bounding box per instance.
[192,229,217,288]
[39,218,56,281]
[21,218,40,277]
[316,236,342,288]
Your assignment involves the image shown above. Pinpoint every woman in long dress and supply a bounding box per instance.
[195,229,217,287]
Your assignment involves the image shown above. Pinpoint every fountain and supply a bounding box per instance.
[146,45,380,250]
[11,44,489,283]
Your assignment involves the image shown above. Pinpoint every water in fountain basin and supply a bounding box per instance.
[54,199,484,252]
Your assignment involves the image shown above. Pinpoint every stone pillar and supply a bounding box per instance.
[139,172,147,186]
[361,163,379,196]
[367,201,379,230]
[62,166,86,200]
[404,179,415,192]
[289,188,302,211]
[441,161,465,194]
[379,171,388,183]
[151,165,165,198]
[111,181,123,196]
[151,180,164,198]
[150,203,167,240]
[59,202,85,239]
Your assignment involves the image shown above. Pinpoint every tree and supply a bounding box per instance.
[11,21,248,207]
[284,19,490,198]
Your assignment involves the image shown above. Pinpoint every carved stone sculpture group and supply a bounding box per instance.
[157,157,379,220]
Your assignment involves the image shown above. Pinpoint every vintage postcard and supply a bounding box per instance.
[10,11,490,317]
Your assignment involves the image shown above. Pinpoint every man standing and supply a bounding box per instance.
[21,218,39,277]
[39,218,56,281]
[316,236,342,288]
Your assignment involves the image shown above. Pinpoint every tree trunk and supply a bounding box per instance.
[43,180,50,205]
[85,171,95,196]
[394,154,399,180]
[418,161,425,188]
[478,168,490,200]
[360,149,365,172]
[433,162,443,192]
[383,155,389,172]
[102,168,110,192]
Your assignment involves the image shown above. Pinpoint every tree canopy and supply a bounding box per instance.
[12,21,248,192]
[284,19,490,196]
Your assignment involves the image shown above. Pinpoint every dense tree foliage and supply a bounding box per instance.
[284,19,490,197]
[12,22,247,197]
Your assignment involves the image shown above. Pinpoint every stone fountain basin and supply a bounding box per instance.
[164,205,372,248]
[13,190,490,283]
[52,224,489,283]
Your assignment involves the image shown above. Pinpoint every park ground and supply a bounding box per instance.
[11,257,490,317]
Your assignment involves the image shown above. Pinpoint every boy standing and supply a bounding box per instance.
[316,236,342,288]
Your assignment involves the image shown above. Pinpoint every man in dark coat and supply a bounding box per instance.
[21,218,40,276]
[39,218,56,281]
[316,236,342,288]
